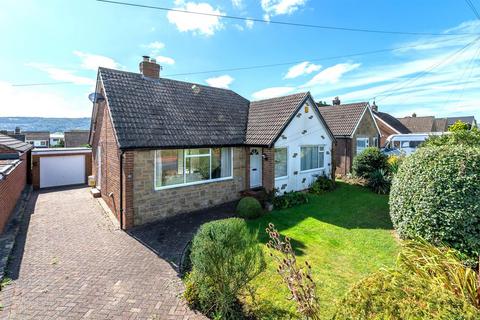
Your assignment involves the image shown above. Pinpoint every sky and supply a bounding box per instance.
[0,0,479,120]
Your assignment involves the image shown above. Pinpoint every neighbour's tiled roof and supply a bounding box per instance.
[24,131,50,141]
[374,111,410,134]
[0,133,33,153]
[397,116,435,133]
[317,102,369,136]
[99,67,250,149]
[446,116,476,126]
[433,118,448,132]
[246,92,309,145]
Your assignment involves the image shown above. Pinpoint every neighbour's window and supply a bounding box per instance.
[300,145,325,171]
[356,138,369,154]
[373,137,378,148]
[274,148,288,178]
[40,141,46,146]
[155,148,232,189]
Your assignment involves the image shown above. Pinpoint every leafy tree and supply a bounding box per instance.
[449,120,470,132]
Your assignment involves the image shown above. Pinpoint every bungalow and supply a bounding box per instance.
[371,104,410,146]
[317,98,380,176]
[89,57,334,229]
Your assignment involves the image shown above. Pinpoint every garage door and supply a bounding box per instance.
[40,155,85,188]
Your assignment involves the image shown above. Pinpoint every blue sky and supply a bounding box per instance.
[1,0,479,120]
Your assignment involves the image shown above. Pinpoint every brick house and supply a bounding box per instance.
[64,130,89,147]
[371,104,410,146]
[89,57,334,229]
[0,134,32,233]
[24,131,50,148]
[317,98,380,176]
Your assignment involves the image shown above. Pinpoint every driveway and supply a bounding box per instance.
[0,187,206,320]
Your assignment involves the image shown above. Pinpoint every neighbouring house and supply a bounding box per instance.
[64,130,89,147]
[371,104,410,146]
[446,116,477,130]
[317,97,380,176]
[89,57,334,229]
[0,134,33,233]
[0,127,26,142]
[24,131,50,148]
[49,132,65,147]
[395,114,477,133]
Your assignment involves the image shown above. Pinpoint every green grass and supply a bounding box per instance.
[243,181,400,319]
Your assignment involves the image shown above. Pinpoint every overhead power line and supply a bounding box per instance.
[465,0,480,20]
[97,0,479,36]
[11,35,474,87]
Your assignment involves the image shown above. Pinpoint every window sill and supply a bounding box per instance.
[154,176,233,191]
[275,176,288,180]
[299,168,325,174]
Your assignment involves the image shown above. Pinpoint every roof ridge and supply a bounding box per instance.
[251,91,309,103]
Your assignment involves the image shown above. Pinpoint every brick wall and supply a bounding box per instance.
[333,137,352,176]
[91,97,122,224]
[132,147,247,226]
[0,154,27,233]
[262,147,275,192]
[376,119,397,146]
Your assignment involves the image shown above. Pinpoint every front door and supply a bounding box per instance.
[250,148,262,188]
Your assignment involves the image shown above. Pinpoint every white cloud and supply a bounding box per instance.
[145,41,165,50]
[234,24,244,31]
[73,51,119,71]
[261,0,307,17]
[245,18,254,29]
[167,2,225,36]
[252,86,296,100]
[304,63,360,87]
[26,63,95,86]
[284,61,321,79]
[231,0,243,9]
[0,81,91,117]
[155,55,175,65]
[205,75,234,89]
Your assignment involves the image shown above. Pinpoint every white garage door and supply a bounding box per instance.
[40,155,85,188]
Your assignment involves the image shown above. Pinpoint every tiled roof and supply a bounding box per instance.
[0,133,33,153]
[433,118,448,132]
[374,111,410,134]
[23,131,50,140]
[397,116,435,133]
[317,102,369,136]
[246,92,309,145]
[446,116,476,126]
[99,67,250,149]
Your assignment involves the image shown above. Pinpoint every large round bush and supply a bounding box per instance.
[185,218,265,318]
[352,147,388,178]
[390,145,480,261]
[236,196,263,219]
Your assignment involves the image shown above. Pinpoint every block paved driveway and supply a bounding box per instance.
[0,187,206,320]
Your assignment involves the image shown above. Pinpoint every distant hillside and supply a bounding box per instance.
[0,117,91,133]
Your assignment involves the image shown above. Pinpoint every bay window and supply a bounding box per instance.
[155,147,232,189]
[275,148,288,178]
[300,145,325,171]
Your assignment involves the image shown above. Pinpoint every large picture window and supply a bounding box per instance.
[300,145,325,171]
[155,147,232,189]
[274,148,288,178]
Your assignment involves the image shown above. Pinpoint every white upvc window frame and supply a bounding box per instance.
[154,147,234,191]
[274,147,288,180]
[373,137,378,148]
[356,137,369,154]
[300,144,325,173]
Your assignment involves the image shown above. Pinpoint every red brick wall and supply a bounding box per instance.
[262,147,275,192]
[0,154,27,233]
[91,99,122,225]
[377,119,397,146]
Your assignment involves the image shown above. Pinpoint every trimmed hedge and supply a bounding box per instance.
[236,196,263,219]
[390,145,480,263]
[352,147,388,179]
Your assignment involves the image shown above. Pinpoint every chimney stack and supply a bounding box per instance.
[332,96,341,105]
[371,101,378,113]
[15,127,21,134]
[139,55,161,79]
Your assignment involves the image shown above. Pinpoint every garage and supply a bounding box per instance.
[32,148,92,189]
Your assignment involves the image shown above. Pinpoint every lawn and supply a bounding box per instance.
[243,181,400,319]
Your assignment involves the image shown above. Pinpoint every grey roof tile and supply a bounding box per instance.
[0,133,33,153]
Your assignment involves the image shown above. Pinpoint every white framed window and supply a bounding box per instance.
[373,137,378,148]
[154,147,233,190]
[356,138,369,154]
[300,145,325,171]
[274,147,288,179]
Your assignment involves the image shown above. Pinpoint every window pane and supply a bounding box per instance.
[301,146,319,171]
[211,148,232,179]
[319,147,325,168]
[186,148,209,156]
[275,148,287,178]
[156,150,184,187]
[186,155,210,183]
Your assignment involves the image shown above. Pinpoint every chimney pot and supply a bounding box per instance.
[371,101,378,113]
[332,96,341,105]
[139,56,160,78]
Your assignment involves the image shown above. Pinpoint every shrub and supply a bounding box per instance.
[449,120,471,132]
[272,191,308,209]
[236,196,263,219]
[387,155,404,175]
[309,175,335,195]
[422,128,480,147]
[368,169,391,195]
[186,218,265,319]
[390,145,480,263]
[333,240,480,320]
[352,147,388,179]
